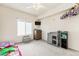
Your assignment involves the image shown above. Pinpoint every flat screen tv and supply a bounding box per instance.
[35,21,41,25]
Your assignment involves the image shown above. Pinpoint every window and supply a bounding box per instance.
[17,20,32,36]
[25,23,32,35]
[17,21,25,36]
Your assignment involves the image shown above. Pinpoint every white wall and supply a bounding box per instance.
[38,3,74,19]
[0,5,37,43]
[41,10,79,51]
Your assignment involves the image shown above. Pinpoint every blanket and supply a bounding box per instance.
[0,42,22,56]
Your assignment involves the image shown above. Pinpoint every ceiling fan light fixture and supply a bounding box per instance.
[26,3,45,10]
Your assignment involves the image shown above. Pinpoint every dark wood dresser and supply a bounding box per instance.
[33,29,42,40]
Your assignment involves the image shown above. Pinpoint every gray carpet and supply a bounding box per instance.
[17,40,79,56]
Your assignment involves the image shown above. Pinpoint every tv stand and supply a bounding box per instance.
[47,31,68,49]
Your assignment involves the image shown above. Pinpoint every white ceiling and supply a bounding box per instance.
[0,3,74,17]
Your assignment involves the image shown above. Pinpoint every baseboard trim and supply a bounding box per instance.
[42,39,47,42]
[68,48,79,52]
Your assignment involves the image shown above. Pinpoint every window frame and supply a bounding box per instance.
[17,19,32,36]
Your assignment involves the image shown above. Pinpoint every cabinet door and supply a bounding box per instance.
[61,39,68,49]
[34,30,42,40]
[37,30,42,39]
[47,33,53,44]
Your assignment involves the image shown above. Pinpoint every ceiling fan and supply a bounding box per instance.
[26,3,45,10]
